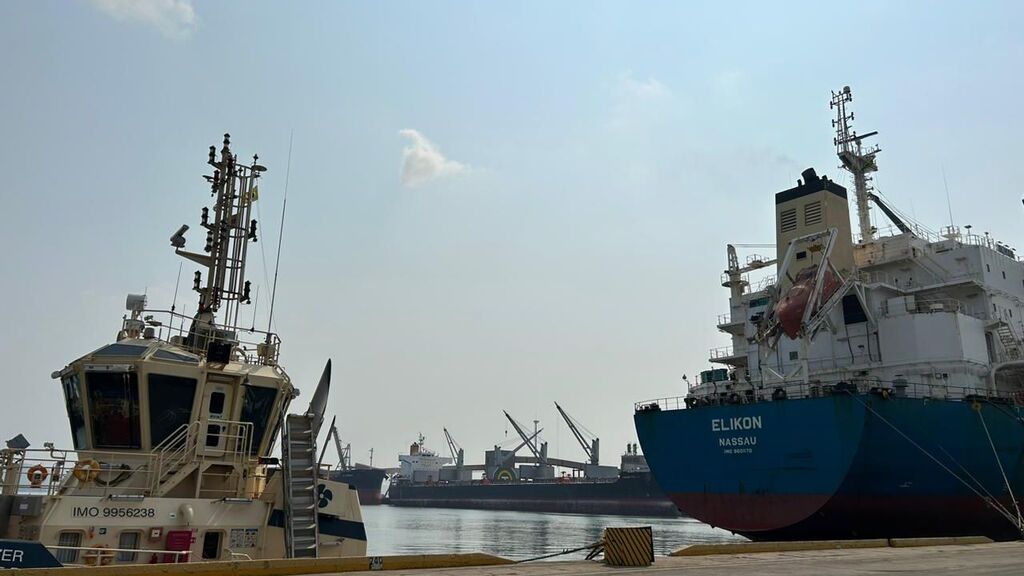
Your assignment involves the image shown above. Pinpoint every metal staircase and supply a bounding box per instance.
[996,323,1022,361]
[282,414,319,558]
[151,423,199,496]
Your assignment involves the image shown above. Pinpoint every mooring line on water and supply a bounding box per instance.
[515,541,603,563]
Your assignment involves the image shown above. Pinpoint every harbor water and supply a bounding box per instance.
[361,505,745,560]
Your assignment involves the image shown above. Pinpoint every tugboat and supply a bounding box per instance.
[0,135,366,566]
[634,87,1024,541]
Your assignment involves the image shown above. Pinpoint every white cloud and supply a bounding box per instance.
[609,72,673,129]
[619,73,671,101]
[398,129,468,188]
[89,0,196,38]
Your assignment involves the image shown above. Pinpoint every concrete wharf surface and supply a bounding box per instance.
[346,542,1024,576]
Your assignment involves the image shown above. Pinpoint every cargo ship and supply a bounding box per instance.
[634,87,1024,541]
[320,419,387,505]
[331,468,387,506]
[385,407,679,516]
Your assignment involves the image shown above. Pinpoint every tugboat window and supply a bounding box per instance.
[148,374,198,446]
[209,391,226,415]
[117,531,141,562]
[55,531,82,564]
[201,531,221,560]
[241,385,277,453]
[61,373,87,449]
[86,372,141,449]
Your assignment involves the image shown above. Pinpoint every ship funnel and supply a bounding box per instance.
[774,167,853,276]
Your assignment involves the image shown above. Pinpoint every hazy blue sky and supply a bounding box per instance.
[2,1,1023,468]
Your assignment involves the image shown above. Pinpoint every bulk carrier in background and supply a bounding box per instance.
[635,87,1024,541]
[386,405,678,516]
[320,418,387,505]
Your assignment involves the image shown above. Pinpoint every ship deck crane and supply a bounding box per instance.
[554,402,599,466]
[503,411,547,465]
[868,192,912,235]
[443,427,465,468]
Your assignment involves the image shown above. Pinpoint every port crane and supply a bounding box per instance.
[554,402,599,466]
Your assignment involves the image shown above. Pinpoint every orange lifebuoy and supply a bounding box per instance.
[26,464,48,487]
[73,459,101,483]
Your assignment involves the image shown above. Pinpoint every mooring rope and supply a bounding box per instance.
[515,541,603,563]
[843,391,1021,530]
[976,407,1024,534]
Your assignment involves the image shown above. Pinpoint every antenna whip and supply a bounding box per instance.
[267,131,293,335]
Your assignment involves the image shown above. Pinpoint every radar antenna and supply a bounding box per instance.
[831,86,880,242]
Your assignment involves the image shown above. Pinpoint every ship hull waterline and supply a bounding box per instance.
[386,473,680,517]
[635,394,1024,541]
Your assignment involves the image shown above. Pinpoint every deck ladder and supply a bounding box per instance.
[282,413,319,558]
[996,323,1022,361]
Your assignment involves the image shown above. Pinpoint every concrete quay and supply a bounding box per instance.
[352,542,1024,576]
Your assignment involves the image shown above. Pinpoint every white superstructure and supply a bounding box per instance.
[689,88,1024,405]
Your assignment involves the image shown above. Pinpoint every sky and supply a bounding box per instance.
[1,1,1023,470]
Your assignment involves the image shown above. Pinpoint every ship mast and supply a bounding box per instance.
[831,86,880,242]
[170,133,264,347]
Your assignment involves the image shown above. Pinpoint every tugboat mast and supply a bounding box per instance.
[170,133,265,342]
[831,86,880,243]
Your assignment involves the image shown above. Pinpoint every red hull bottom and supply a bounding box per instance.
[670,492,1020,541]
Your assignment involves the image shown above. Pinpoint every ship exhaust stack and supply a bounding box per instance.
[774,167,853,279]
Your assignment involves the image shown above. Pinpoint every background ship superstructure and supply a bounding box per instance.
[635,87,1024,541]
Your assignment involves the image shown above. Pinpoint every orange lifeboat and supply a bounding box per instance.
[774,266,840,339]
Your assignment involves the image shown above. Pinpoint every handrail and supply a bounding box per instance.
[121,308,282,366]
[636,377,1014,412]
[49,545,191,566]
[1,419,258,499]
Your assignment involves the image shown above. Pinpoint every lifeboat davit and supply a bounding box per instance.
[774,266,840,339]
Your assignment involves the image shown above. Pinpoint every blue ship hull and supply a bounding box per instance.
[635,395,1024,540]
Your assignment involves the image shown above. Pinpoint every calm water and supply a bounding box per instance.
[361,506,746,561]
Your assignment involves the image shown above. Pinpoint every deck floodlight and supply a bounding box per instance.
[126,293,147,313]
[170,224,189,248]
[6,434,30,450]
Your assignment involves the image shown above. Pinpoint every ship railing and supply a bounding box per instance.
[636,379,1015,412]
[48,544,191,566]
[877,295,988,321]
[0,446,161,498]
[708,346,743,360]
[716,312,744,326]
[751,275,776,293]
[151,419,255,497]
[121,308,282,366]
[0,431,258,501]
